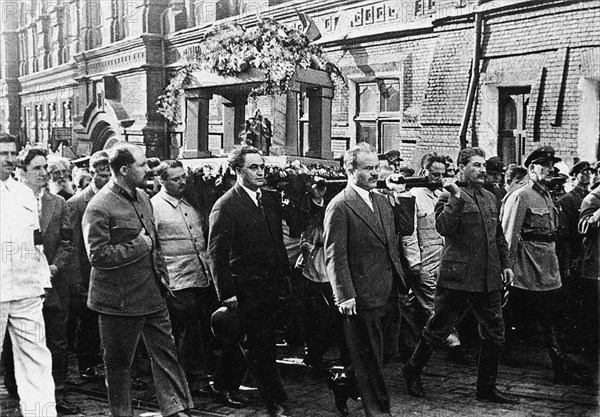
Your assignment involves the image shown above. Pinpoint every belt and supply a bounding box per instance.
[520,232,556,242]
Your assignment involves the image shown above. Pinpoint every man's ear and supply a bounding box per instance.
[119,165,128,177]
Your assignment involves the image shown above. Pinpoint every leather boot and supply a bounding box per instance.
[105,368,134,417]
[476,341,518,404]
[548,326,588,385]
[402,338,434,397]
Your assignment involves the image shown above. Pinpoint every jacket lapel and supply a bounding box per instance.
[40,192,55,233]
[345,187,386,244]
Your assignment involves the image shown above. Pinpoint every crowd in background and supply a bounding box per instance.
[1,131,599,417]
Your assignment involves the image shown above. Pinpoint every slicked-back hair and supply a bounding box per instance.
[457,147,486,167]
[0,133,19,147]
[424,152,447,170]
[17,147,47,171]
[228,145,261,171]
[90,151,110,171]
[156,160,184,181]
[343,142,376,172]
[108,144,137,175]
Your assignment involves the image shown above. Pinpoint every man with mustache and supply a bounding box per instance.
[151,160,222,400]
[403,147,517,404]
[47,158,74,201]
[82,144,193,417]
[0,134,57,416]
[324,142,414,416]
[502,146,585,385]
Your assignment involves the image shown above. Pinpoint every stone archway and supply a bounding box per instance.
[90,121,119,153]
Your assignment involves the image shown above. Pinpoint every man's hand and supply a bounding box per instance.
[442,177,461,198]
[385,173,406,193]
[139,231,153,250]
[502,268,514,287]
[338,298,357,316]
[409,263,422,273]
[49,265,58,278]
[222,296,238,309]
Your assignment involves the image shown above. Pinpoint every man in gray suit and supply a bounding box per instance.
[403,147,517,404]
[324,142,414,416]
[82,143,192,417]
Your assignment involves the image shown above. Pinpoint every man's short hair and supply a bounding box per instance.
[90,151,110,171]
[457,147,486,167]
[505,164,528,184]
[228,145,261,171]
[0,133,19,147]
[424,153,447,170]
[108,144,137,174]
[343,142,376,171]
[156,160,184,181]
[17,147,47,171]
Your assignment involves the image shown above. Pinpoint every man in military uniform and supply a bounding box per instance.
[501,146,584,385]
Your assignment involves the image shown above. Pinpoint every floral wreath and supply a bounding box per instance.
[157,17,346,124]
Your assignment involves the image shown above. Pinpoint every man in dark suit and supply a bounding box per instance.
[324,143,414,416]
[208,145,291,417]
[82,144,192,417]
[403,147,517,404]
[66,150,110,379]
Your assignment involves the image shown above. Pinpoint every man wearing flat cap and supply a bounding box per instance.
[556,160,591,350]
[502,146,584,385]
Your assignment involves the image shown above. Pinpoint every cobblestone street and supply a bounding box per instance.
[1,344,597,417]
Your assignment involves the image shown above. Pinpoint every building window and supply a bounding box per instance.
[415,0,436,16]
[355,79,400,152]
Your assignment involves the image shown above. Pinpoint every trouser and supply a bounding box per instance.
[99,308,193,417]
[167,286,218,377]
[236,279,288,406]
[302,279,349,366]
[423,287,504,347]
[68,280,101,372]
[343,292,399,417]
[406,268,460,348]
[0,297,57,417]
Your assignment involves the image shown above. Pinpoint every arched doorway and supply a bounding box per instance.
[90,121,119,153]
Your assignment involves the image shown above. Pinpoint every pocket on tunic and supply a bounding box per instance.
[528,207,550,228]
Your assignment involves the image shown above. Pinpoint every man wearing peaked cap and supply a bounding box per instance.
[523,145,562,168]
[556,160,592,353]
[502,146,586,385]
[569,161,591,178]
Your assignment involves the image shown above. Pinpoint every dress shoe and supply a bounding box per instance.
[55,398,82,415]
[402,365,425,398]
[209,384,249,408]
[266,402,290,417]
[79,366,100,381]
[476,386,519,404]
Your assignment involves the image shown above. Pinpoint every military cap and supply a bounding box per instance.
[486,156,505,174]
[569,161,591,177]
[524,145,562,168]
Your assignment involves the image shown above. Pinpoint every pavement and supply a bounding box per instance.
[1,343,598,417]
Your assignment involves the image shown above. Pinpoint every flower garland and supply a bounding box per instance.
[157,17,346,123]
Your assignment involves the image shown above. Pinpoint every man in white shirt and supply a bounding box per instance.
[0,133,57,417]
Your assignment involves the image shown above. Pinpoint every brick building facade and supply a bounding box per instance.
[1,0,598,167]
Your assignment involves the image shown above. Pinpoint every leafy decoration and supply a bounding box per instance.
[157,17,346,123]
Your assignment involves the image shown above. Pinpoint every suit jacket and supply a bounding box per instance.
[67,185,96,289]
[435,186,510,292]
[82,181,168,315]
[324,186,414,311]
[208,183,290,301]
[40,191,73,272]
[39,191,73,309]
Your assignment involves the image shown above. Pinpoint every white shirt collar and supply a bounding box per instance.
[159,189,187,208]
[349,182,374,211]
[239,183,260,206]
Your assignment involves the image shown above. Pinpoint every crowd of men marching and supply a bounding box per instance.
[1,130,598,417]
